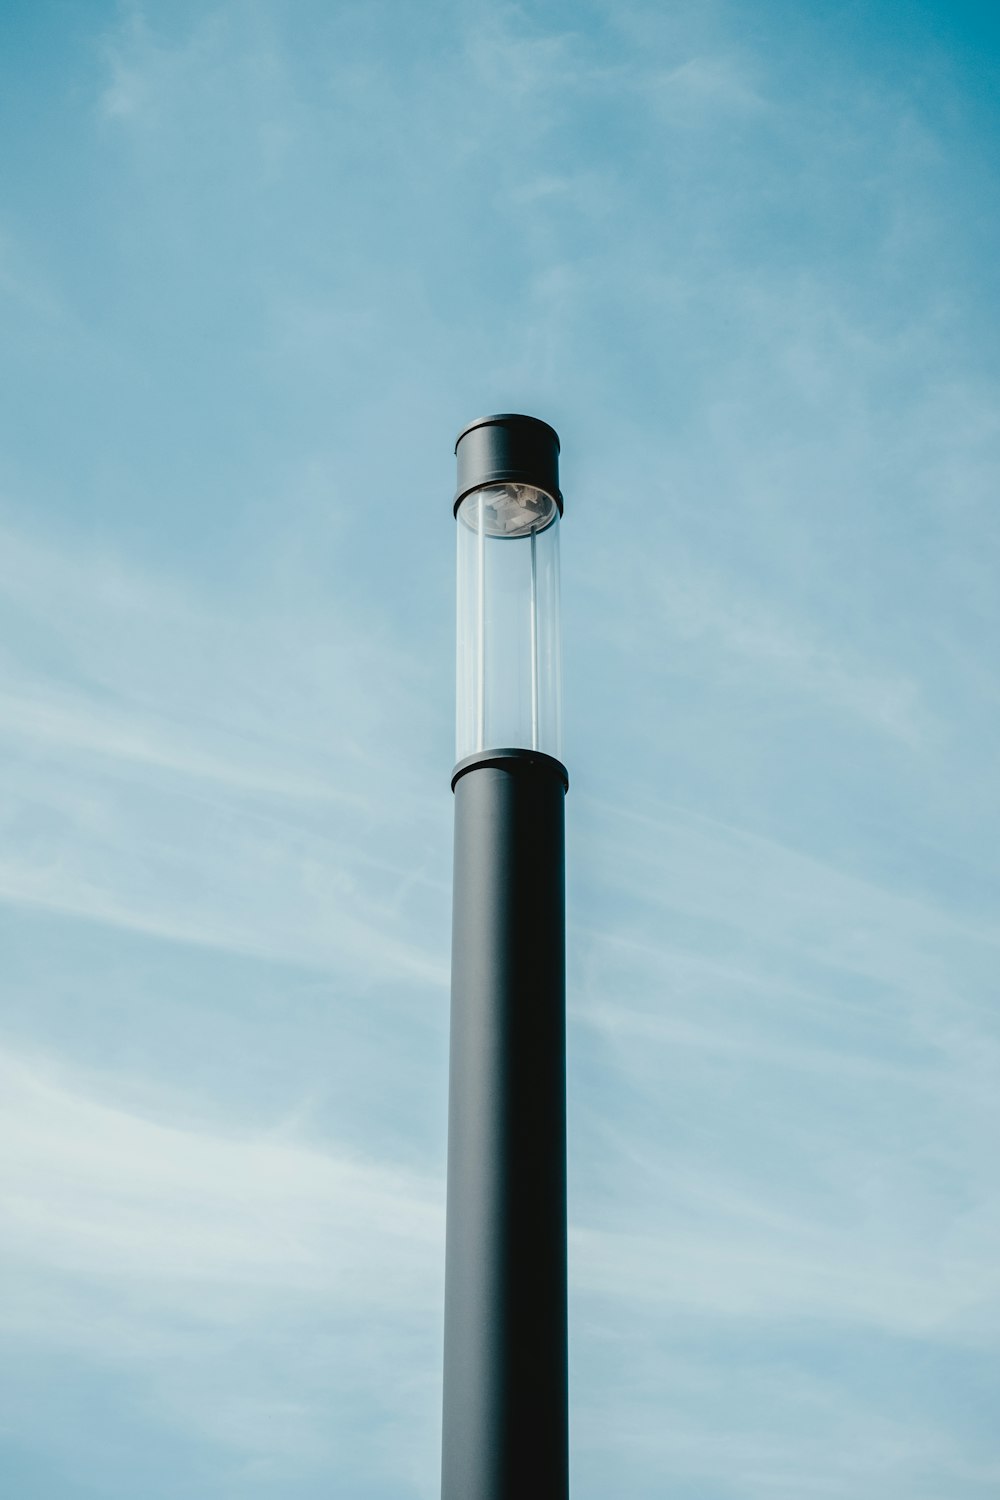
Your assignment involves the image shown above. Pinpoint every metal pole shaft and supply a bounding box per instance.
[442,752,568,1500]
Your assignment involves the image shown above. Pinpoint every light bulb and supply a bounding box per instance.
[459,483,558,538]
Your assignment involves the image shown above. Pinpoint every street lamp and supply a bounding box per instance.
[442,415,569,1500]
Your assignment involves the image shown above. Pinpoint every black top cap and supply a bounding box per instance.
[454,413,562,516]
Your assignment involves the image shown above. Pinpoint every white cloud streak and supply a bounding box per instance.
[0,1046,444,1486]
[0,511,449,983]
[2,0,999,1493]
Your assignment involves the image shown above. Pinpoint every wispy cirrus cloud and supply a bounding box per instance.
[0,1045,444,1486]
[2,0,999,1494]
[0,510,449,983]
[565,793,1000,1496]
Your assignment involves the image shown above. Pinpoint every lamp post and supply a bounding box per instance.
[441,415,569,1500]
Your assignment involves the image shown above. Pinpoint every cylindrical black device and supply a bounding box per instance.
[443,751,568,1498]
[442,415,569,1500]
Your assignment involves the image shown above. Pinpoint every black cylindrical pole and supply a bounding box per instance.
[443,752,568,1498]
[442,417,569,1500]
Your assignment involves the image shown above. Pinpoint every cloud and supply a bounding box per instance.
[0,1046,444,1483]
[652,54,768,125]
[565,793,1000,1402]
[602,545,929,744]
[0,512,450,984]
[0,1049,441,1303]
[3,0,1000,1493]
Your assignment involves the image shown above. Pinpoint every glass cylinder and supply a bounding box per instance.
[456,482,562,763]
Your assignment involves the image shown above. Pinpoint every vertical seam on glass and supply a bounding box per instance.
[455,519,461,761]
[553,526,562,758]
[530,525,539,751]
[476,489,486,752]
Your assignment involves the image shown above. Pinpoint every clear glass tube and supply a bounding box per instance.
[456,483,562,762]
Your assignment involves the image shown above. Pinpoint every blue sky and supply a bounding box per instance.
[1,1,999,1495]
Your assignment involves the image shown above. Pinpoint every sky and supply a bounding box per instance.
[1,0,999,1495]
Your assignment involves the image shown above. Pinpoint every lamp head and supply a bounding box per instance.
[454,414,562,518]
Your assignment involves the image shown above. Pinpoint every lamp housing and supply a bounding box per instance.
[454,416,563,764]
